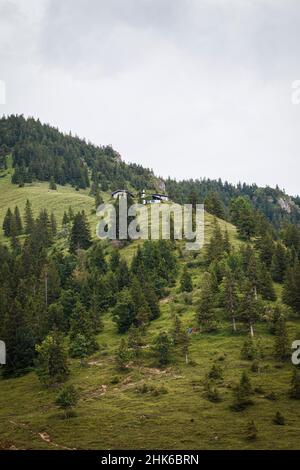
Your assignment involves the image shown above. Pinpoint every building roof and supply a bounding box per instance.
[111,189,134,197]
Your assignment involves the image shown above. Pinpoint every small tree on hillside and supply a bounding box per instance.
[290,368,300,399]
[115,338,131,371]
[180,266,193,292]
[35,331,69,387]
[154,332,171,367]
[197,272,218,332]
[49,177,57,190]
[274,317,290,361]
[55,385,79,418]
[231,371,253,411]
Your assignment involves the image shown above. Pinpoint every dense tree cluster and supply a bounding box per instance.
[0,115,157,192]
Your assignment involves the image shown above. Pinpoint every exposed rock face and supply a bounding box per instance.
[278,196,292,214]
[155,178,166,193]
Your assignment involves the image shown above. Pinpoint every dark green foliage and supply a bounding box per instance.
[231,371,253,411]
[1,300,35,377]
[69,301,98,357]
[241,336,259,361]
[115,338,130,371]
[180,266,193,292]
[49,177,57,190]
[273,411,285,425]
[128,325,144,358]
[24,199,34,234]
[274,317,290,361]
[230,197,256,240]
[2,208,13,237]
[204,381,222,403]
[69,211,92,253]
[55,385,79,418]
[35,331,69,387]
[290,369,300,399]
[204,191,225,218]
[113,289,136,334]
[258,263,276,301]
[14,206,23,234]
[207,363,223,380]
[153,332,171,366]
[197,272,218,332]
[283,261,300,315]
[220,268,239,331]
[271,242,288,282]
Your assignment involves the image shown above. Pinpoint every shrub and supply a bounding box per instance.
[273,411,285,425]
[55,385,79,418]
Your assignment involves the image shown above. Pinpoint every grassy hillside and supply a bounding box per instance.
[0,175,300,451]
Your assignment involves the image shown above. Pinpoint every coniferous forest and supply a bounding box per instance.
[0,116,300,450]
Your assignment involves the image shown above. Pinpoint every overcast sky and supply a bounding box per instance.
[1,0,300,195]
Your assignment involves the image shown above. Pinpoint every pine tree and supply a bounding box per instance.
[95,188,103,209]
[231,371,253,411]
[49,176,57,190]
[1,300,35,377]
[128,325,143,358]
[154,332,171,366]
[206,220,224,264]
[290,368,300,399]
[115,338,130,371]
[14,206,23,234]
[220,269,239,332]
[204,191,225,219]
[239,280,259,336]
[2,208,13,237]
[69,211,92,253]
[274,317,290,361]
[35,330,69,387]
[50,213,57,237]
[241,336,259,360]
[62,211,69,226]
[55,385,79,418]
[180,266,193,292]
[271,242,288,282]
[283,262,300,315]
[24,199,34,234]
[273,411,285,425]
[113,289,136,333]
[69,301,98,356]
[258,263,276,301]
[197,272,217,332]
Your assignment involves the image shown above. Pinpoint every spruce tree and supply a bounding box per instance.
[69,211,92,253]
[231,371,253,411]
[154,332,171,366]
[49,176,57,190]
[24,199,34,234]
[274,317,290,361]
[220,269,239,331]
[239,280,259,336]
[283,262,300,315]
[115,338,130,371]
[55,385,79,418]
[271,242,288,282]
[180,266,193,292]
[14,206,23,234]
[258,263,276,301]
[197,272,217,332]
[95,188,103,209]
[113,289,136,333]
[2,208,13,237]
[50,212,57,237]
[35,330,69,387]
[290,368,300,399]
